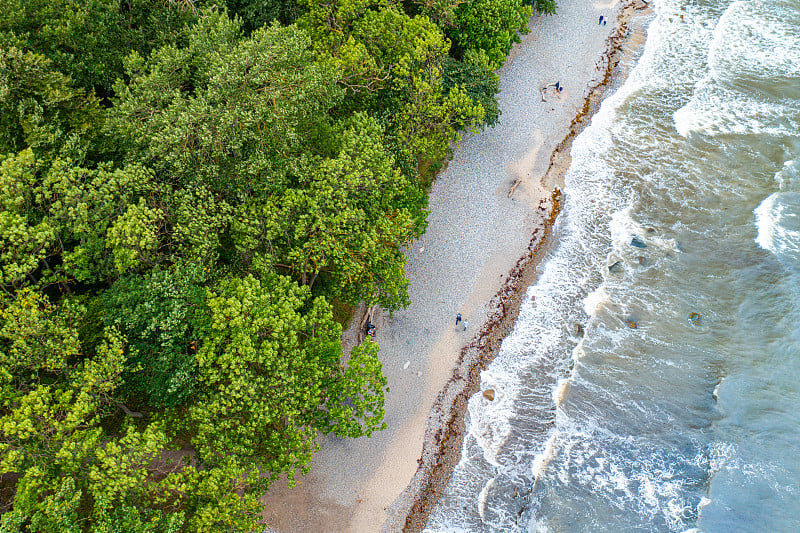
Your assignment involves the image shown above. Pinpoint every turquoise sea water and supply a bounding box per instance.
[426,0,800,530]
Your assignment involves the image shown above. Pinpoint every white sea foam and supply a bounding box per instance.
[674,79,800,138]
[477,477,496,522]
[531,432,559,481]
[776,159,800,191]
[583,286,610,316]
[754,191,800,267]
[674,0,800,138]
[467,373,517,467]
[708,1,800,82]
[551,377,567,406]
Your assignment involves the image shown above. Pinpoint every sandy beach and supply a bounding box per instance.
[260,1,641,530]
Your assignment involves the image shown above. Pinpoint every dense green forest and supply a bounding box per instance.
[0,0,554,530]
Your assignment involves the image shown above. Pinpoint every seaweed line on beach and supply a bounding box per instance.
[393,3,653,531]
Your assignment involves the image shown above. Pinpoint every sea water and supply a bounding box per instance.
[426,0,800,530]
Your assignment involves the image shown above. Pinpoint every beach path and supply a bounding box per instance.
[261,1,620,530]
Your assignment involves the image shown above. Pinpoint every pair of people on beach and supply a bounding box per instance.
[455,313,468,331]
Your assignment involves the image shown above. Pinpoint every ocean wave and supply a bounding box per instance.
[754,191,800,267]
[674,0,800,138]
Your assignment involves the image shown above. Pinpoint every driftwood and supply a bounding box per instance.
[508,179,522,197]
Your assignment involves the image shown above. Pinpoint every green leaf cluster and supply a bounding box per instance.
[450,0,532,69]
[185,274,386,487]
[0,0,204,90]
[533,0,558,16]
[0,48,101,161]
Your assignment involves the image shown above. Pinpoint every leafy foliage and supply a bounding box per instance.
[0,151,155,292]
[0,0,201,91]
[299,0,484,165]
[0,150,52,291]
[226,0,307,29]
[0,291,167,531]
[533,0,558,16]
[442,50,502,127]
[407,0,464,29]
[318,338,387,437]
[0,48,101,160]
[102,263,207,407]
[244,113,426,308]
[185,274,387,486]
[110,13,342,198]
[450,0,532,69]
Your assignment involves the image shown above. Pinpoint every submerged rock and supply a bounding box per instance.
[631,236,647,248]
[483,389,496,401]
[625,319,638,329]
[688,312,701,326]
[608,260,624,273]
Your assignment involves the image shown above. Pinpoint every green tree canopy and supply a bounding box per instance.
[450,0,532,69]
[101,262,208,408]
[533,0,558,16]
[0,291,169,531]
[0,0,202,91]
[233,113,426,309]
[0,150,157,293]
[442,50,501,127]
[110,12,342,199]
[226,0,307,30]
[0,289,265,531]
[299,0,484,165]
[182,274,387,486]
[0,48,101,161]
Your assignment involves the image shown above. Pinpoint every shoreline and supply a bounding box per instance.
[259,2,654,531]
[395,2,654,530]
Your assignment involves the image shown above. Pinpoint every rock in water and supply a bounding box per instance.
[608,260,623,273]
[688,312,701,326]
[483,389,495,401]
[631,236,647,248]
[626,319,638,329]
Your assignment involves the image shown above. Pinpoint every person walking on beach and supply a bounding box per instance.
[456,313,462,326]
[462,320,469,331]
[599,15,604,24]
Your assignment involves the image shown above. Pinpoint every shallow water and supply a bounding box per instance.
[425,0,800,530]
